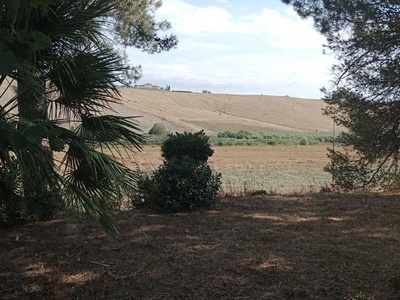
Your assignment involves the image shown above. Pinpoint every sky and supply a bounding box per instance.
[126,0,336,99]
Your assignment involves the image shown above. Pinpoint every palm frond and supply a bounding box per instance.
[62,182,119,236]
[61,138,141,236]
[39,0,116,49]
[78,114,143,151]
[48,44,129,116]
[13,120,61,193]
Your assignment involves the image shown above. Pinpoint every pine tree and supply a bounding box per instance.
[283,1,400,190]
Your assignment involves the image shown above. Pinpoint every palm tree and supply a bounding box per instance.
[0,0,145,235]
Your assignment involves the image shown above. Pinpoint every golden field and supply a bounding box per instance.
[1,85,339,135]
[134,144,331,193]
[0,83,337,192]
[112,88,336,135]
[109,89,337,192]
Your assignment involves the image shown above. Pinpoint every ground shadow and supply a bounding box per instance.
[1,193,400,299]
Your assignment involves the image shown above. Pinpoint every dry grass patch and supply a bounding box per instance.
[114,88,338,135]
[1,193,400,299]
[135,145,331,193]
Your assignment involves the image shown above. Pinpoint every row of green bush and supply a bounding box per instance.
[217,130,333,141]
[214,130,334,146]
[211,136,325,146]
[144,126,335,146]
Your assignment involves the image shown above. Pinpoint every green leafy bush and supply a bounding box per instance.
[141,130,221,212]
[148,123,169,135]
[300,137,309,145]
[0,160,61,227]
[161,130,214,162]
[24,192,62,221]
[236,130,253,139]
[132,172,158,208]
[267,139,278,146]
[151,156,221,212]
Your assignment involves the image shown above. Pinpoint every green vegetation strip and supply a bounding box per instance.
[144,130,334,146]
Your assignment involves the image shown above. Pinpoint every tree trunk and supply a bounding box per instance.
[17,68,58,218]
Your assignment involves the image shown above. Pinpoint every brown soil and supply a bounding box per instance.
[1,193,400,299]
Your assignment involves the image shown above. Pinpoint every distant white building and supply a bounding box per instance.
[134,83,161,90]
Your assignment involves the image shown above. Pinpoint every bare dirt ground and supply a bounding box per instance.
[1,193,400,299]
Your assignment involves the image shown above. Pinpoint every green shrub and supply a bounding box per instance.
[24,192,62,221]
[132,172,158,208]
[148,123,169,135]
[0,161,61,227]
[217,131,236,138]
[0,161,21,226]
[151,156,221,212]
[0,190,61,227]
[267,139,278,146]
[236,130,252,139]
[161,130,214,162]
[300,137,309,145]
[142,130,221,212]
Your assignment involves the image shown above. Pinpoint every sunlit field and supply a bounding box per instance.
[134,144,332,194]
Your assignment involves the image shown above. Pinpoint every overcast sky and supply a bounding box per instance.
[126,0,336,99]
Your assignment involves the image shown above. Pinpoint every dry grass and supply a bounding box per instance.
[134,144,331,193]
[0,85,339,135]
[1,193,400,299]
[110,88,338,135]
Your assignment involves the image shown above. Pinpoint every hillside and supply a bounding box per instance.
[0,82,337,135]
[112,88,335,135]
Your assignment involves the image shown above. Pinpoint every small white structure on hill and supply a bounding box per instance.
[134,83,161,90]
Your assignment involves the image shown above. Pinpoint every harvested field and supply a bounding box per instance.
[111,88,338,135]
[1,193,400,299]
[135,144,331,193]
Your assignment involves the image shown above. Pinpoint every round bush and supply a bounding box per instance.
[300,137,309,145]
[161,130,214,162]
[151,156,221,212]
[148,123,169,135]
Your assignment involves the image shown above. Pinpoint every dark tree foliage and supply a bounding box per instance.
[283,0,400,190]
[151,156,221,212]
[161,130,214,162]
[112,0,178,53]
